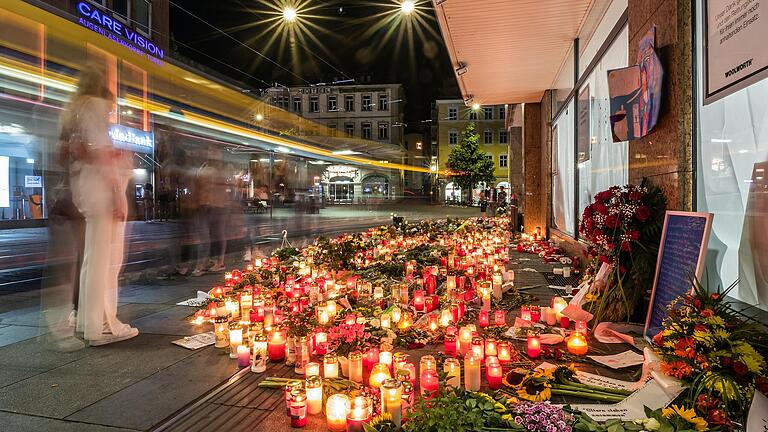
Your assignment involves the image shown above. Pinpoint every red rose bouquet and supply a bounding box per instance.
[579,179,666,322]
[653,279,768,430]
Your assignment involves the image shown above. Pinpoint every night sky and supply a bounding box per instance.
[169,0,459,130]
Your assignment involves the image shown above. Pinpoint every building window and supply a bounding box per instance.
[345,95,354,112]
[448,106,458,120]
[362,122,372,139]
[113,0,130,21]
[292,96,302,113]
[499,154,508,168]
[448,130,458,145]
[328,123,337,136]
[135,0,151,36]
[484,107,493,120]
[345,123,354,136]
[485,154,493,163]
[378,94,389,111]
[469,109,478,120]
[499,130,508,144]
[310,95,319,112]
[328,95,337,111]
[362,94,372,111]
[499,106,506,120]
[484,129,493,144]
[378,123,389,140]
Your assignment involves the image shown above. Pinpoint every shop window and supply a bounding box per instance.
[484,129,493,144]
[449,130,458,145]
[448,106,458,120]
[328,123,337,136]
[87,44,118,123]
[484,107,493,120]
[499,130,508,144]
[309,96,319,112]
[362,122,372,139]
[362,175,389,198]
[345,95,354,112]
[499,154,508,168]
[362,94,372,111]
[552,100,575,235]
[120,61,149,131]
[135,0,151,36]
[345,123,354,137]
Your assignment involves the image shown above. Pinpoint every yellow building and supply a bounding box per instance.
[435,100,521,203]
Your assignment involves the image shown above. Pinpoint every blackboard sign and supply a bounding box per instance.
[644,211,713,342]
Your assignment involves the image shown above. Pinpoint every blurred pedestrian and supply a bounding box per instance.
[156,177,171,221]
[64,67,139,346]
[191,151,229,276]
[143,182,154,222]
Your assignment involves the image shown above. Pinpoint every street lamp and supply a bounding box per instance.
[401,0,415,14]
[471,103,481,111]
[283,7,297,22]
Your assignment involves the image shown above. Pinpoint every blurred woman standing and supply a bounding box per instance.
[62,67,139,346]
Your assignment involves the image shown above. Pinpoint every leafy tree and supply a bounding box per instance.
[446,122,496,201]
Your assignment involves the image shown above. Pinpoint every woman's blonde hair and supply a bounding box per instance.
[58,66,114,163]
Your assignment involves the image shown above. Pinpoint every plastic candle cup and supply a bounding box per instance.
[527,334,541,358]
[530,306,541,323]
[498,341,511,363]
[464,352,481,391]
[380,379,403,427]
[214,317,229,348]
[471,337,485,361]
[305,375,323,415]
[391,306,402,323]
[364,347,379,371]
[443,357,461,388]
[229,324,243,359]
[285,381,303,414]
[413,290,425,312]
[446,275,456,294]
[428,314,439,332]
[380,313,391,329]
[450,304,460,322]
[458,326,473,355]
[567,332,589,356]
[379,351,393,371]
[346,396,372,432]
[314,331,328,355]
[305,361,320,378]
[252,334,268,373]
[419,369,439,399]
[520,306,532,322]
[402,362,417,386]
[369,363,391,389]
[326,394,349,432]
[494,310,506,327]
[575,320,588,334]
[267,329,286,362]
[237,344,251,367]
[349,351,363,384]
[393,352,408,375]
[324,353,339,379]
[444,333,457,357]
[485,338,498,357]
[478,309,490,328]
[487,361,503,389]
[289,389,308,428]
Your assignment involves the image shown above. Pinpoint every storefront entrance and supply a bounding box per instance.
[327,176,354,203]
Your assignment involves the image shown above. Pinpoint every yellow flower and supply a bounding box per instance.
[516,383,551,402]
[662,405,708,431]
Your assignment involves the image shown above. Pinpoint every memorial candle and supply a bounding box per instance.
[567,332,589,356]
[229,325,243,359]
[443,357,461,388]
[237,344,250,367]
[520,306,532,322]
[444,333,457,357]
[379,351,393,371]
[290,389,308,428]
[393,352,408,375]
[314,331,328,355]
[364,347,379,371]
[402,362,417,386]
[552,297,568,317]
[458,326,473,355]
[420,369,439,398]
[450,304,460,323]
[346,396,372,432]
[575,320,588,334]
[446,275,456,295]
[305,361,320,378]
[349,351,363,384]
[543,306,557,326]
[527,334,541,358]
[369,364,391,389]
[498,341,512,363]
[252,334,268,373]
[471,337,485,361]
[267,329,286,362]
[305,375,323,415]
[380,379,403,427]
[494,310,506,327]
[285,381,303,414]
[464,352,481,391]
[214,317,228,349]
[478,309,490,328]
[326,394,349,432]
[486,360,503,389]
[485,338,498,357]
[391,306,402,324]
[380,313,391,329]
[240,291,253,317]
[428,314,439,332]
[413,290,425,312]
[324,353,339,379]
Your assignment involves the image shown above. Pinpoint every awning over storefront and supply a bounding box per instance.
[433,0,594,104]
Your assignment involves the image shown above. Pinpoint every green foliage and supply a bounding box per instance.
[272,246,300,262]
[446,122,496,199]
[402,387,508,432]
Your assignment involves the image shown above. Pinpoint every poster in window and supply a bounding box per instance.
[705,0,768,103]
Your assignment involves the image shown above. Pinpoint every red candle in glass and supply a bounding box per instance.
[364,347,379,371]
[404,362,417,386]
[486,362,503,389]
[493,310,506,326]
[520,306,532,322]
[440,257,447,267]
[498,341,512,363]
[457,301,466,319]
[560,316,571,328]
[346,314,356,325]
[450,304,459,322]
[463,289,474,302]
[420,369,439,398]
[446,325,458,336]
[444,333,457,357]
[425,275,436,295]
[530,307,541,323]
[314,331,328,355]
[526,334,541,359]
[268,330,286,362]
[478,309,490,328]
[413,290,425,312]
[430,294,439,311]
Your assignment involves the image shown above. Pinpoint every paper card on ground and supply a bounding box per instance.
[594,322,644,345]
[172,332,216,350]
[576,371,636,391]
[572,378,683,421]
[588,351,645,369]
[747,390,768,432]
[176,291,212,307]
[561,304,594,322]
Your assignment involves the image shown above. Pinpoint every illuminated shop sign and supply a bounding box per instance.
[76,2,164,63]
[109,124,154,154]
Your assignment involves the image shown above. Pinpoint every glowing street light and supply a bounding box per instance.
[283,7,297,22]
[471,103,481,111]
[400,0,415,14]
[255,113,265,121]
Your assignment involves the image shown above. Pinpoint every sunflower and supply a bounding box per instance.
[662,405,709,431]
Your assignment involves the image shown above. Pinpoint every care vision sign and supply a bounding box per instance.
[75,1,164,65]
[705,0,768,103]
[109,124,154,154]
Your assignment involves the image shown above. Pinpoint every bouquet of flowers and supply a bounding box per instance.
[653,279,768,429]
[327,322,375,358]
[579,179,667,323]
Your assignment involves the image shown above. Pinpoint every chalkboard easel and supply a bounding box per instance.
[643,211,714,343]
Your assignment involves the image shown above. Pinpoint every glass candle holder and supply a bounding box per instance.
[478,309,490,328]
[305,375,323,415]
[314,331,328,356]
[305,361,320,378]
[346,396,372,432]
[285,380,303,414]
[464,352,481,391]
[267,328,286,362]
[379,351,393,371]
[324,353,339,379]
[380,379,403,428]
[485,338,498,357]
[369,363,391,389]
[252,334,268,373]
[349,351,363,384]
[444,333,457,357]
[214,316,228,349]
[520,306,532,322]
[567,331,589,356]
[493,310,506,327]
[289,389,308,428]
[443,357,461,388]
[487,360,503,389]
[326,393,349,432]
[527,334,541,359]
[393,352,408,375]
[471,337,485,361]
[364,347,379,371]
[529,306,541,323]
[229,324,243,359]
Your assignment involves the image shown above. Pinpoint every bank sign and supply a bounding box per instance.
[109,124,154,154]
[76,2,164,63]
